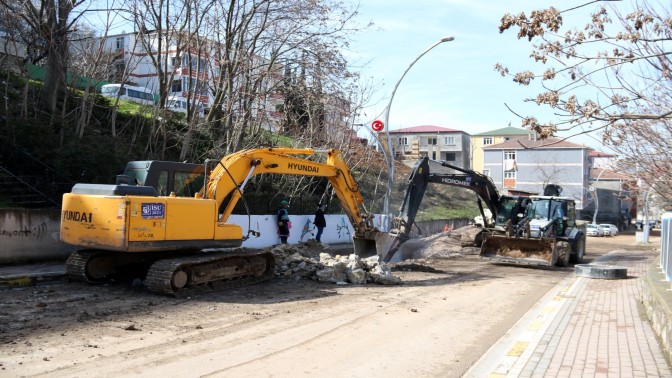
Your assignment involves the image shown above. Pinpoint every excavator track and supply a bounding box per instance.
[66,250,118,283]
[66,249,169,283]
[145,250,275,297]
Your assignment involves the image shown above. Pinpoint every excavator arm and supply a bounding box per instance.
[201,148,378,252]
[394,157,501,237]
[380,156,503,262]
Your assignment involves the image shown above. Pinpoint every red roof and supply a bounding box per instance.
[590,168,631,180]
[483,136,587,149]
[588,150,615,157]
[388,125,461,134]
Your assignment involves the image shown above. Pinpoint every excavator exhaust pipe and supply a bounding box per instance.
[480,235,556,266]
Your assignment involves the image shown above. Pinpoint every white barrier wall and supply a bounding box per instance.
[230,213,390,248]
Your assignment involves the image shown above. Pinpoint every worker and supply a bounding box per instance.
[313,204,327,243]
[277,200,291,244]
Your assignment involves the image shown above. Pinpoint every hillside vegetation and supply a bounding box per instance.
[0,72,478,218]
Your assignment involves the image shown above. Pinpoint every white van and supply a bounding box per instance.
[101,84,155,105]
[166,96,206,117]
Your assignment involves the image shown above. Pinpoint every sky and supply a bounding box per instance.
[345,0,626,152]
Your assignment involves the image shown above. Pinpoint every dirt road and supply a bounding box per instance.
[0,233,646,377]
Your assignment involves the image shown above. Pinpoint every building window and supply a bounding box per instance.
[171,56,179,68]
[423,137,437,146]
[504,150,517,175]
[444,136,455,145]
[171,79,182,93]
[445,152,456,161]
[483,169,490,177]
[115,37,124,49]
[398,137,408,145]
[483,137,493,145]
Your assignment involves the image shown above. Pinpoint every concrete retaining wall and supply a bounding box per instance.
[0,208,470,264]
[0,209,76,263]
[0,209,395,264]
[642,261,672,366]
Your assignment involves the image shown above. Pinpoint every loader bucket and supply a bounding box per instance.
[480,235,556,266]
[353,231,401,262]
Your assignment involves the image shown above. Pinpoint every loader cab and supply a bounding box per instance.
[494,195,529,228]
[117,161,205,197]
[526,196,576,236]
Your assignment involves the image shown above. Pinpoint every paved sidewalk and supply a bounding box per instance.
[465,248,671,377]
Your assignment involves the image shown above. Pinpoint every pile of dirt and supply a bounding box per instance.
[267,239,401,285]
[389,225,483,262]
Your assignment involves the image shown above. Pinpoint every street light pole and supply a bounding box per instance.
[382,35,454,230]
[592,167,606,224]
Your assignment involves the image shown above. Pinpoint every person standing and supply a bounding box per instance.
[313,204,327,243]
[277,200,290,244]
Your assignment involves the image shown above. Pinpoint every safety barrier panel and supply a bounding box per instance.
[661,213,672,281]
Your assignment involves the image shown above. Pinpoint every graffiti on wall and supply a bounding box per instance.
[0,222,48,239]
[336,217,352,240]
[300,219,315,242]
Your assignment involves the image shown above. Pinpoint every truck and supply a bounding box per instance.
[382,157,586,267]
[60,148,382,296]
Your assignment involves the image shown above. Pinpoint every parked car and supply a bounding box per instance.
[600,224,619,236]
[586,224,604,237]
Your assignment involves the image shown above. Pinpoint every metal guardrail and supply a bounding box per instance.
[661,213,672,281]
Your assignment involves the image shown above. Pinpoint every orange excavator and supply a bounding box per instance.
[60,148,382,296]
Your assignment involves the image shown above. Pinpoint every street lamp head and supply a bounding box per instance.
[440,36,455,42]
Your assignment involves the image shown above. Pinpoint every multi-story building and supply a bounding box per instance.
[382,125,470,168]
[483,137,591,210]
[471,126,535,172]
[102,32,212,108]
[101,31,286,129]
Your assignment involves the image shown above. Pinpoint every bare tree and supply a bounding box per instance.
[496,1,672,201]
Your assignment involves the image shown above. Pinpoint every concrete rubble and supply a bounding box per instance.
[269,239,401,285]
[269,225,484,284]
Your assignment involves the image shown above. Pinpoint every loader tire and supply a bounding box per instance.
[574,264,627,279]
[570,234,586,264]
[555,241,570,267]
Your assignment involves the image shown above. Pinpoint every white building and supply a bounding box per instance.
[101,31,285,129]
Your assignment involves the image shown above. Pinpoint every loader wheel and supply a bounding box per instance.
[570,234,586,264]
[555,241,570,267]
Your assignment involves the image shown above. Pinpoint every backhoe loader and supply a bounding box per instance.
[381,157,585,267]
[60,148,380,296]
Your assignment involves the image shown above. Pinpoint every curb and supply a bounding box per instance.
[0,264,67,288]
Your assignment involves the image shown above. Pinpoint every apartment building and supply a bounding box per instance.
[101,31,285,129]
[483,137,591,210]
[471,126,534,172]
[382,125,470,168]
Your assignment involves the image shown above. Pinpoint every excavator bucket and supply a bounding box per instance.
[353,232,401,262]
[480,234,557,266]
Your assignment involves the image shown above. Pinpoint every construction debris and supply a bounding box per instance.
[269,240,401,285]
[390,225,483,262]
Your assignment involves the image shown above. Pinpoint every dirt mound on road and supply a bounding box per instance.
[390,225,483,262]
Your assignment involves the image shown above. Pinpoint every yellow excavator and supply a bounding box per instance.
[60,148,381,296]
